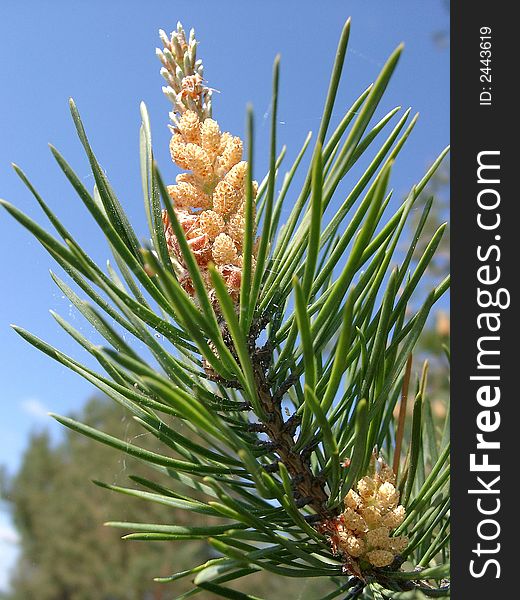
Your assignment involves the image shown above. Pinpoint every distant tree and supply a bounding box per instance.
[3,398,203,599]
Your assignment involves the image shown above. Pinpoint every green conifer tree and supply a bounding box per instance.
[2,20,450,598]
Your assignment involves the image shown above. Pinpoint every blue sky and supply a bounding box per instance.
[0,0,448,589]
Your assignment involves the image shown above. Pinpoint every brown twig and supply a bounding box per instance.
[204,314,330,517]
[272,372,299,403]
[393,354,413,476]
[252,358,330,516]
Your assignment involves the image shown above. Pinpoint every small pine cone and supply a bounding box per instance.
[388,535,408,555]
[239,180,258,201]
[162,209,175,254]
[217,136,243,175]
[184,143,213,180]
[365,527,391,550]
[176,173,213,196]
[201,118,221,157]
[377,482,399,510]
[167,184,189,208]
[181,73,203,101]
[168,182,211,210]
[170,133,190,169]
[175,209,200,238]
[360,506,383,529]
[188,233,213,267]
[179,272,195,296]
[175,28,188,53]
[192,187,212,210]
[342,534,365,558]
[201,269,214,291]
[366,549,394,568]
[212,233,238,265]
[219,264,242,299]
[234,186,259,208]
[199,210,225,240]
[236,199,256,220]
[235,255,256,273]
[224,161,248,190]
[227,212,245,245]
[218,132,232,155]
[344,489,361,511]
[178,110,201,144]
[343,508,367,534]
[213,180,241,216]
[357,476,377,500]
[176,172,197,186]
[382,505,405,529]
[376,462,397,486]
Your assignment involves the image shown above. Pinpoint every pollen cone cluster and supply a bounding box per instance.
[158,24,258,306]
[320,457,408,570]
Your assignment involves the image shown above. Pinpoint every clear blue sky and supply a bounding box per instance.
[0,0,448,587]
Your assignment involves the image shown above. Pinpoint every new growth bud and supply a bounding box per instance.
[156,33,258,307]
[319,456,408,571]
[157,22,212,120]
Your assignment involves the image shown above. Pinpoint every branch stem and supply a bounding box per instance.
[393,353,413,476]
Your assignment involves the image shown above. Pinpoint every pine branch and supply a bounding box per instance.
[2,18,451,598]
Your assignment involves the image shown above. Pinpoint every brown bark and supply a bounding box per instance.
[252,357,329,516]
[205,316,331,517]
